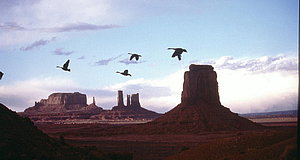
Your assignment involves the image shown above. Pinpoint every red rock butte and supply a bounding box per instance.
[133,64,263,134]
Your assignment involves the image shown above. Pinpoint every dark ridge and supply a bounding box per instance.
[0,103,132,160]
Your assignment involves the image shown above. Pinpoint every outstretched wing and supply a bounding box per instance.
[130,55,135,60]
[124,70,129,74]
[0,72,3,80]
[63,60,70,69]
[135,55,140,60]
[177,54,182,61]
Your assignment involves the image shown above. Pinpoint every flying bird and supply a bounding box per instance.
[116,69,132,76]
[0,71,3,80]
[168,48,187,61]
[128,53,142,61]
[57,59,71,72]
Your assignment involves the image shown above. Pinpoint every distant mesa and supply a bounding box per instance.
[21,91,160,123]
[22,92,103,122]
[24,92,102,114]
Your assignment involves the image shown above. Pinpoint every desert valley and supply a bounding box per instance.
[1,65,297,160]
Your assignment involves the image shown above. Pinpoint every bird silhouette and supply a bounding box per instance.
[116,69,132,76]
[168,48,187,61]
[128,53,142,61]
[0,71,3,80]
[57,59,71,72]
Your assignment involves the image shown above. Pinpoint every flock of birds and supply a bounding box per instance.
[0,48,187,80]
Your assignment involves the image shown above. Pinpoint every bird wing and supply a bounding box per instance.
[135,55,139,60]
[63,60,70,69]
[172,50,182,57]
[0,72,3,80]
[177,54,182,61]
[124,70,129,74]
[130,55,135,60]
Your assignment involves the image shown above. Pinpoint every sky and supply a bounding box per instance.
[0,0,298,114]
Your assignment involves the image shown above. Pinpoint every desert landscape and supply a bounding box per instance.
[1,64,297,160]
[1,1,298,160]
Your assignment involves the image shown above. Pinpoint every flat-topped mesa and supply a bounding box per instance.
[40,92,87,106]
[181,64,220,105]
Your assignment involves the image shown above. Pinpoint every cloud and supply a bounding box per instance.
[20,37,56,51]
[118,58,146,65]
[0,0,123,47]
[77,56,85,60]
[46,23,120,32]
[0,22,26,31]
[95,54,122,66]
[1,22,120,33]
[0,76,78,111]
[194,55,298,113]
[53,48,74,56]
[204,55,298,73]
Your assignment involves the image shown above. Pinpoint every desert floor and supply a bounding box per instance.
[36,119,297,160]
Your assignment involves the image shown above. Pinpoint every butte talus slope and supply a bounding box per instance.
[132,65,263,134]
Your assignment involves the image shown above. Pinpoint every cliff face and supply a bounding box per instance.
[181,65,220,105]
[41,92,87,106]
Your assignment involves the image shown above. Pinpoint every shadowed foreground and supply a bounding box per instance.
[0,103,132,160]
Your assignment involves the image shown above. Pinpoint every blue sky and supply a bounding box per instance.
[0,0,298,113]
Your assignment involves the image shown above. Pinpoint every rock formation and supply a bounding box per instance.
[21,91,160,123]
[131,64,262,134]
[117,90,125,107]
[99,91,161,120]
[130,93,141,107]
[112,91,142,110]
[181,65,220,105]
[22,92,103,122]
[41,92,87,106]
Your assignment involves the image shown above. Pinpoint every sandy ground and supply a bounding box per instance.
[36,121,297,160]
